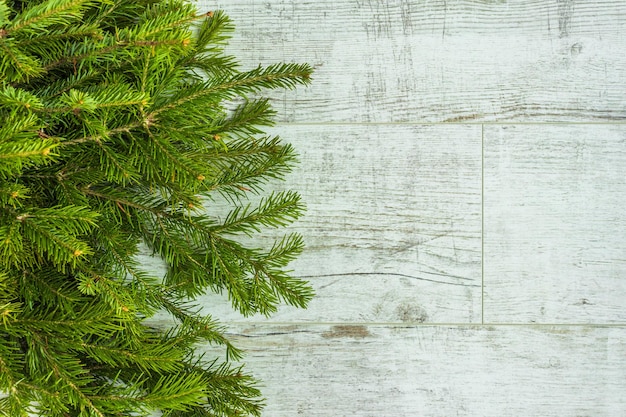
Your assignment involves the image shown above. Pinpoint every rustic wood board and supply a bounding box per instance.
[164,124,482,324]
[484,125,626,324]
[202,0,626,122]
[200,324,626,417]
[140,3,626,416]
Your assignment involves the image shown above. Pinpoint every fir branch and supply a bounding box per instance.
[0,347,28,412]
[0,221,30,268]
[77,337,185,374]
[150,214,208,270]
[14,24,103,47]
[211,140,297,196]
[20,268,83,313]
[216,191,304,236]
[141,372,208,411]
[0,107,41,141]
[182,10,238,78]
[12,205,98,270]
[120,1,197,41]
[152,63,312,117]
[80,83,149,110]
[33,70,102,98]
[0,143,54,163]
[20,215,94,270]
[24,205,99,234]
[75,269,135,315]
[14,305,122,336]
[0,1,9,29]
[0,85,44,110]
[59,121,142,145]
[0,382,34,417]
[158,297,243,361]
[86,0,124,26]
[211,98,276,137]
[1,1,312,414]
[134,127,208,188]
[183,53,238,79]
[194,10,235,50]
[0,270,19,301]
[27,331,107,417]
[0,38,44,82]
[96,227,165,305]
[38,31,179,74]
[40,35,120,72]
[0,301,22,326]
[0,183,31,209]
[209,237,311,316]
[93,141,136,183]
[169,361,264,417]
[8,0,96,34]
[212,62,313,95]
[82,187,166,222]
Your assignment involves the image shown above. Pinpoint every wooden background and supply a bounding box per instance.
[192,1,626,415]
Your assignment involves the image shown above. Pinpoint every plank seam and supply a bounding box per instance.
[276,122,626,126]
[222,322,626,328]
[481,123,485,325]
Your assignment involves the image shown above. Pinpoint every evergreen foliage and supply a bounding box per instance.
[0,0,313,415]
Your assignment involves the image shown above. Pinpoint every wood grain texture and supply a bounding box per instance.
[484,125,626,323]
[201,0,626,122]
[202,324,626,417]
[178,124,482,324]
[147,3,626,416]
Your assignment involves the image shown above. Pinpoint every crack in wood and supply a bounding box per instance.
[296,272,479,287]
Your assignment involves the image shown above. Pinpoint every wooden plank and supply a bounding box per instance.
[484,125,626,324]
[145,124,482,324]
[201,0,626,122]
[199,324,626,416]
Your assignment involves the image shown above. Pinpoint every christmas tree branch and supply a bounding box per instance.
[7,0,93,35]
[1,1,312,413]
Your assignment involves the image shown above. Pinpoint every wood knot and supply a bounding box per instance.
[322,325,371,339]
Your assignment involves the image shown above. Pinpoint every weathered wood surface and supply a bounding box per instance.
[185,1,626,416]
[207,0,626,123]
[202,324,626,417]
[484,125,626,324]
[187,124,482,324]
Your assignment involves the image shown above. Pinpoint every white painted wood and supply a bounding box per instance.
[164,3,626,416]
[200,324,626,417]
[179,124,482,324]
[484,125,626,323]
[200,0,626,122]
